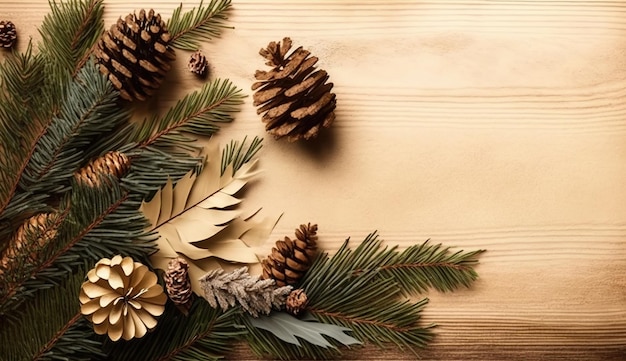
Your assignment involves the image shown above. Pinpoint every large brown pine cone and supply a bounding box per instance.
[261,223,318,286]
[94,9,175,101]
[74,151,131,187]
[252,38,336,142]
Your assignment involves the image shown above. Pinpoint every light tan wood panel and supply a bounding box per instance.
[4,0,626,359]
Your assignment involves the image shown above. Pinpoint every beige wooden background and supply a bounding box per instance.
[4,0,626,359]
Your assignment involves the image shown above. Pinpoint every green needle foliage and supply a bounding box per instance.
[0,269,105,361]
[168,0,233,51]
[20,60,129,194]
[348,232,485,295]
[38,0,105,83]
[105,299,244,361]
[221,136,264,175]
[130,79,245,151]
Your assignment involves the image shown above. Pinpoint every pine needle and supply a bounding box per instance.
[168,0,233,51]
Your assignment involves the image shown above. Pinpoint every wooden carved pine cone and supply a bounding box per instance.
[261,223,318,287]
[94,9,175,101]
[252,38,336,142]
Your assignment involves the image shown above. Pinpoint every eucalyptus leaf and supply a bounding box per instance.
[249,312,362,349]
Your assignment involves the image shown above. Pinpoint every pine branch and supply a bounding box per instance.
[0,269,105,361]
[168,0,233,51]
[38,0,105,81]
[299,239,435,354]
[350,232,485,295]
[0,45,53,238]
[105,298,243,361]
[0,179,155,317]
[221,136,263,175]
[132,79,245,152]
[19,60,128,195]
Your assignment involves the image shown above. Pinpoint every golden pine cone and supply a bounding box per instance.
[94,9,175,101]
[74,151,131,187]
[79,255,167,341]
[164,257,193,312]
[252,38,336,142]
[261,223,318,287]
[0,212,59,275]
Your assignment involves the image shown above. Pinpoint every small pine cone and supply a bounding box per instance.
[0,21,17,49]
[262,223,318,286]
[0,212,59,274]
[94,9,175,101]
[252,37,336,142]
[164,257,193,312]
[74,151,131,187]
[286,288,308,317]
[188,51,208,76]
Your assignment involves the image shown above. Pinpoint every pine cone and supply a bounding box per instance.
[252,38,336,142]
[164,257,193,312]
[188,50,208,76]
[0,212,59,277]
[286,288,308,317]
[0,21,17,49]
[74,151,131,187]
[80,255,167,341]
[94,9,175,101]
[261,223,318,286]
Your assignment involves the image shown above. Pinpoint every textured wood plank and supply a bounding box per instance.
[4,0,626,359]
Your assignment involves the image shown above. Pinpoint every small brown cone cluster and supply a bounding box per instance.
[79,255,167,341]
[94,9,175,101]
[261,223,318,287]
[0,212,59,277]
[74,151,131,187]
[188,51,208,76]
[286,288,308,317]
[0,21,17,48]
[164,257,193,313]
[252,38,336,142]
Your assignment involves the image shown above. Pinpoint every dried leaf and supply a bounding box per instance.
[249,312,361,348]
[141,143,279,294]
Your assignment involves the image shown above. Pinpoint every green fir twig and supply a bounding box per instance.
[167,0,233,51]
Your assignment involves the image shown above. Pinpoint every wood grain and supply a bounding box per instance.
[4,0,626,359]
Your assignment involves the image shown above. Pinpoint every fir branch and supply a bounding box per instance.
[167,0,233,51]
[221,136,264,175]
[132,79,245,151]
[0,45,52,235]
[19,60,128,194]
[349,232,485,295]
[299,239,435,355]
[0,270,105,361]
[38,0,105,81]
[0,179,155,317]
[105,299,244,361]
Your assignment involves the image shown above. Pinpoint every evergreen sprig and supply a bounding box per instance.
[38,0,104,82]
[20,60,128,195]
[105,299,244,361]
[221,136,263,175]
[0,179,154,318]
[131,78,245,151]
[349,232,485,295]
[0,270,105,361]
[168,0,233,51]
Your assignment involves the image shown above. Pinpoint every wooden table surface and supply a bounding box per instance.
[5,0,626,360]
